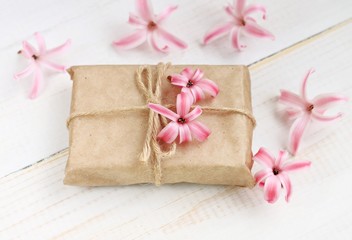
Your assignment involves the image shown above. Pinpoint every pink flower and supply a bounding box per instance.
[113,0,187,53]
[14,32,71,99]
[148,92,211,143]
[279,69,348,155]
[254,148,311,203]
[168,68,219,103]
[203,0,274,51]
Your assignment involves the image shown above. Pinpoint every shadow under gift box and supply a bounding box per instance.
[64,64,255,187]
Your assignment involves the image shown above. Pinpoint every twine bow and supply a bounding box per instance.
[135,63,176,185]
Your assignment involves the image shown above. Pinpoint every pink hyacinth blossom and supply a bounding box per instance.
[14,32,71,99]
[168,68,219,103]
[279,69,348,155]
[203,0,274,51]
[254,148,311,204]
[113,0,187,53]
[148,92,211,143]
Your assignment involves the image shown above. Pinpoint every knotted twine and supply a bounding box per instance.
[66,63,256,185]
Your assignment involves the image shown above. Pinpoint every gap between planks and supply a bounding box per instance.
[2,17,352,182]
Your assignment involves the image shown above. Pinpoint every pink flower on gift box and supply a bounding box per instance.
[279,69,348,155]
[14,32,71,99]
[113,0,187,53]
[168,68,219,103]
[148,92,211,143]
[254,148,311,203]
[203,0,274,51]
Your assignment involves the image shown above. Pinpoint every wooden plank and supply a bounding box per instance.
[1,0,352,177]
[1,21,351,240]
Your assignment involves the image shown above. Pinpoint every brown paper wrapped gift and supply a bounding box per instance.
[64,63,256,187]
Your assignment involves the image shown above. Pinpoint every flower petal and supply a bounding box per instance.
[181,87,192,98]
[157,27,188,49]
[263,176,281,204]
[13,64,34,80]
[279,90,306,109]
[158,121,179,143]
[40,60,67,72]
[243,4,266,19]
[185,106,202,122]
[284,107,303,120]
[148,31,169,53]
[312,111,343,122]
[179,124,192,143]
[224,5,235,17]
[190,85,205,102]
[176,92,192,117]
[45,39,71,56]
[203,22,233,45]
[191,68,204,82]
[170,74,188,87]
[301,68,315,100]
[135,0,154,21]
[275,150,288,168]
[197,79,219,97]
[282,160,311,172]
[235,0,246,14]
[230,26,246,50]
[181,68,194,79]
[254,169,273,184]
[289,114,311,155]
[22,41,37,58]
[128,13,148,26]
[34,32,46,55]
[243,20,275,39]
[148,103,179,121]
[278,172,292,202]
[187,121,210,141]
[156,5,177,23]
[29,68,43,99]
[253,147,275,168]
[312,93,348,111]
[113,30,147,50]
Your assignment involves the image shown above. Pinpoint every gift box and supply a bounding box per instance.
[64,63,256,187]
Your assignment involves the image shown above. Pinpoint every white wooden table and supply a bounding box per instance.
[1,0,352,239]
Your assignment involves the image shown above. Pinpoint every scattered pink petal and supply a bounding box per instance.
[279,69,348,155]
[148,31,169,53]
[203,22,233,45]
[45,39,71,56]
[113,0,187,53]
[14,32,71,99]
[289,114,310,155]
[230,27,246,50]
[243,4,266,19]
[253,147,275,167]
[263,175,281,203]
[148,92,210,144]
[243,19,275,40]
[169,67,219,103]
[156,6,178,23]
[157,27,188,49]
[29,67,43,99]
[254,148,311,203]
[203,0,274,50]
[113,30,147,50]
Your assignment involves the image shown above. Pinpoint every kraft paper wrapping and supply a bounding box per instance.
[64,64,256,187]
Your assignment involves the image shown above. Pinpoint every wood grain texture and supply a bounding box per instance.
[1,13,352,239]
[1,0,352,177]
[2,0,352,239]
